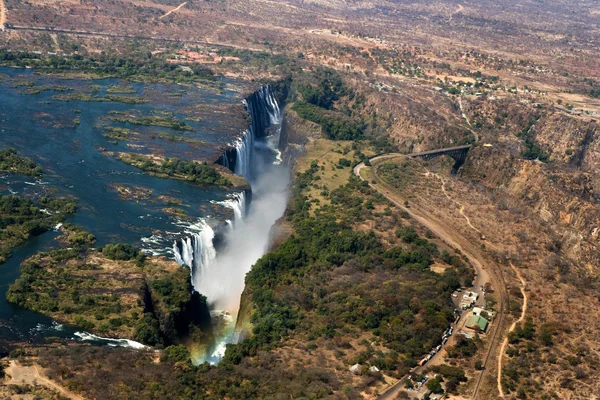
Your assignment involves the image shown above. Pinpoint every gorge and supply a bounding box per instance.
[150,84,288,363]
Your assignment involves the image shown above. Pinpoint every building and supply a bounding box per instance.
[472,307,493,321]
[466,315,488,332]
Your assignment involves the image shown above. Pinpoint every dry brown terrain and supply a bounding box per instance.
[2,360,83,400]
[2,0,600,398]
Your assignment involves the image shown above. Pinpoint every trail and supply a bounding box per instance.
[497,263,527,398]
[355,155,505,399]
[429,171,482,235]
[50,33,62,52]
[458,97,479,142]
[0,0,6,32]
[5,360,85,400]
[448,4,464,22]
[159,2,187,19]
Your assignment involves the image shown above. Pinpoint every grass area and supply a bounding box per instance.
[294,138,375,210]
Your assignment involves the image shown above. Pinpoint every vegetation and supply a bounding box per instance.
[429,365,468,394]
[38,197,77,214]
[0,148,42,177]
[102,243,139,261]
[291,68,365,140]
[53,92,147,104]
[118,154,232,187]
[0,195,70,264]
[446,336,480,359]
[57,223,96,248]
[502,318,559,397]
[5,247,140,336]
[222,157,466,379]
[292,101,364,140]
[0,49,215,83]
[110,115,193,130]
[7,244,207,342]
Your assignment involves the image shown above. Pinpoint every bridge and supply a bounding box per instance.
[408,144,472,171]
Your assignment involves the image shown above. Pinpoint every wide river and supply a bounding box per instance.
[0,67,256,347]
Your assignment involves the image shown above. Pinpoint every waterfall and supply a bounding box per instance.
[260,85,281,124]
[172,220,217,280]
[233,128,254,179]
[219,192,246,225]
[219,85,282,179]
[173,84,287,364]
[220,153,230,170]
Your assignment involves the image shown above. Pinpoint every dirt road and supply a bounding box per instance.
[0,0,6,31]
[5,360,85,400]
[159,2,187,19]
[497,263,527,397]
[355,155,505,399]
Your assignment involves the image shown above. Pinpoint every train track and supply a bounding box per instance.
[356,155,508,399]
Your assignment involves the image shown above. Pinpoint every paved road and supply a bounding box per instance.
[355,155,504,399]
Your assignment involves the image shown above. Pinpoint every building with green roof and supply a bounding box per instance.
[466,315,488,332]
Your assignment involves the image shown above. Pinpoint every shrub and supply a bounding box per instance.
[102,243,139,260]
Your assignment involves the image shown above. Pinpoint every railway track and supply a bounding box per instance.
[355,155,508,399]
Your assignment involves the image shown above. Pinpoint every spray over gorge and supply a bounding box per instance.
[172,86,290,363]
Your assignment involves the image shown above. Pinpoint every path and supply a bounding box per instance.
[429,171,482,236]
[497,263,527,398]
[159,2,187,19]
[5,360,85,400]
[0,0,6,32]
[458,97,479,142]
[355,154,505,399]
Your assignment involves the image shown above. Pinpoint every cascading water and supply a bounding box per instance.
[173,85,289,364]
[172,220,217,280]
[233,128,253,179]
[212,191,246,228]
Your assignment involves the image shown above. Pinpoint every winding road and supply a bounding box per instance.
[354,154,507,399]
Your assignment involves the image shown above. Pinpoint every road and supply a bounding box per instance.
[159,2,187,20]
[0,0,6,31]
[497,263,527,397]
[355,154,505,399]
[5,360,84,400]
[5,25,263,51]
